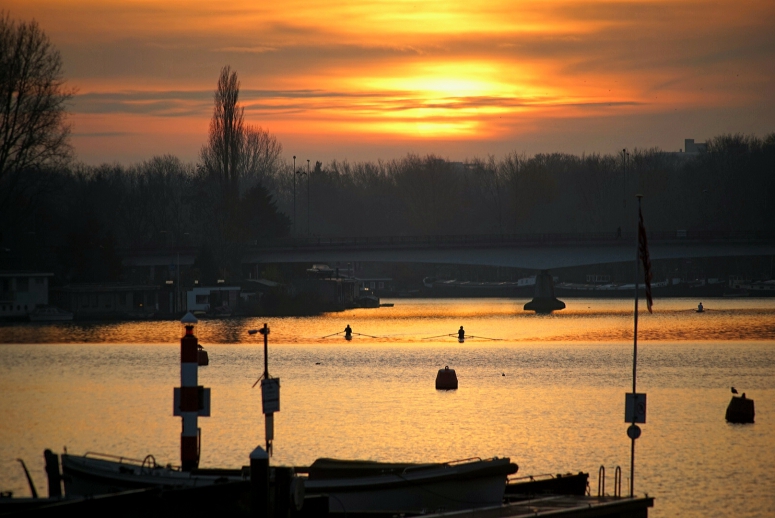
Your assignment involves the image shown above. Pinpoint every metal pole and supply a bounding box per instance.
[307,160,311,237]
[631,194,642,497]
[623,149,628,234]
[260,322,270,454]
[293,156,296,236]
[263,322,269,379]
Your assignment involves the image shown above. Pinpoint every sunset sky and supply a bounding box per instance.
[6,0,774,165]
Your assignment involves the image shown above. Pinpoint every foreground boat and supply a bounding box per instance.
[300,456,518,514]
[61,452,246,497]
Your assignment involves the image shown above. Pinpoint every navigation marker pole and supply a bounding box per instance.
[174,312,211,471]
[625,195,649,497]
[251,324,280,457]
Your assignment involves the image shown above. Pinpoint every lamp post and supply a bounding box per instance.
[292,155,296,236]
[622,148,630,231]
[161,231,190,315]
[296,169,307,238]
[161,230,179,314]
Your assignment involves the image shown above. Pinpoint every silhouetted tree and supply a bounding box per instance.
[61,213,123,282]
[192,244,219,285]
[0,13,72,232]
[237,184,290,241]
[198,66,286,243]
[200,66,243,211]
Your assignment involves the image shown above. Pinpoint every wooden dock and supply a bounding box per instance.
[422,495,654,518]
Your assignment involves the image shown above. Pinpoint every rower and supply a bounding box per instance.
[458,326,465,341]
[344,325,353,340]
[697,302,704,312]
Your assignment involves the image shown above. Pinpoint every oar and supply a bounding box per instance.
[422,334,456,340]
[321,331,343,338]
[466,335,504,341]
[353,332,379,338]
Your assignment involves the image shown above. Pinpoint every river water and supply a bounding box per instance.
[1,297,774,517]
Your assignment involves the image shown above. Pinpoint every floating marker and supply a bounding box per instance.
[726,395,755,423]
[435,366,458,390]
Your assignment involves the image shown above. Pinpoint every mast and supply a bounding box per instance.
[626,195,648,497]
[630,195,641,496]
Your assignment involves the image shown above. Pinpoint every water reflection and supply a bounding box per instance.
[0,298,773,518]
[2,298,774,344]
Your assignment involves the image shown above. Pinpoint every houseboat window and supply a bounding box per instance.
[119,293,127,305]
[196,295,208,304]
[379,282,384,289]
[17,278,29,292]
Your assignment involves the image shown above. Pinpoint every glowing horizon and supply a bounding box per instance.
[5,0,774,165]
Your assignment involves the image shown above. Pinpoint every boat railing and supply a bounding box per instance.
[81,452,181,472]
[597,465,623,498]
[507,472,560,483]
[597,465,605,497]
[401,457,484,475]
[445,456,483,466]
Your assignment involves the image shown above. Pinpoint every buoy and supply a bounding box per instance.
[725,395,755,423]
[435,366,458,390]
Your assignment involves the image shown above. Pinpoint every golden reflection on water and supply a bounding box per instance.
[1,298,774,518]
[2,298,774,344]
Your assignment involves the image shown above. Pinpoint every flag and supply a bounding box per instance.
[638,205,653,313]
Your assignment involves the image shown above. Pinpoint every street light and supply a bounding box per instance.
[295,169,307,238]
[161,230,189,315]
[161,230,179,315]
[292,155,297,236]
[622,148,630,231]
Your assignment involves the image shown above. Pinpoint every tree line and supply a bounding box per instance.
[1,12,773,284]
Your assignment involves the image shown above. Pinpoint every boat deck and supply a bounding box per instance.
[421,495,654,518]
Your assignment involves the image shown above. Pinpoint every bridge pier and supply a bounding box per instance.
[524,270,566,313]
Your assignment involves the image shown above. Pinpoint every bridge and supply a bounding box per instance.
[243,231,775,269]
[124,231,775,271]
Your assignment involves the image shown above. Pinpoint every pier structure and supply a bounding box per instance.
[174,312,210,471]
[423,495,654,518]
[524,270,566,313]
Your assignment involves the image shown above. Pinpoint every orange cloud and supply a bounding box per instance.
[5,0,773,164]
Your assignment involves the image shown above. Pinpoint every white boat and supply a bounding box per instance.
[28,306,73,322]
[60,452,246,497]
[300,456,517,514]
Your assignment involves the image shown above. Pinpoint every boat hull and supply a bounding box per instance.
[303,457,517,514]
[61,454,244,497]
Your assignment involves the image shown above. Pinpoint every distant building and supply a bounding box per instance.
[51,283,159,319]
[0,271,53,319]
[682,138,707,154]
[186,285,241,314]
[354,277,394,295]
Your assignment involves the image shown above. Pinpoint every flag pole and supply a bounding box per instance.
[630,194,642,497]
